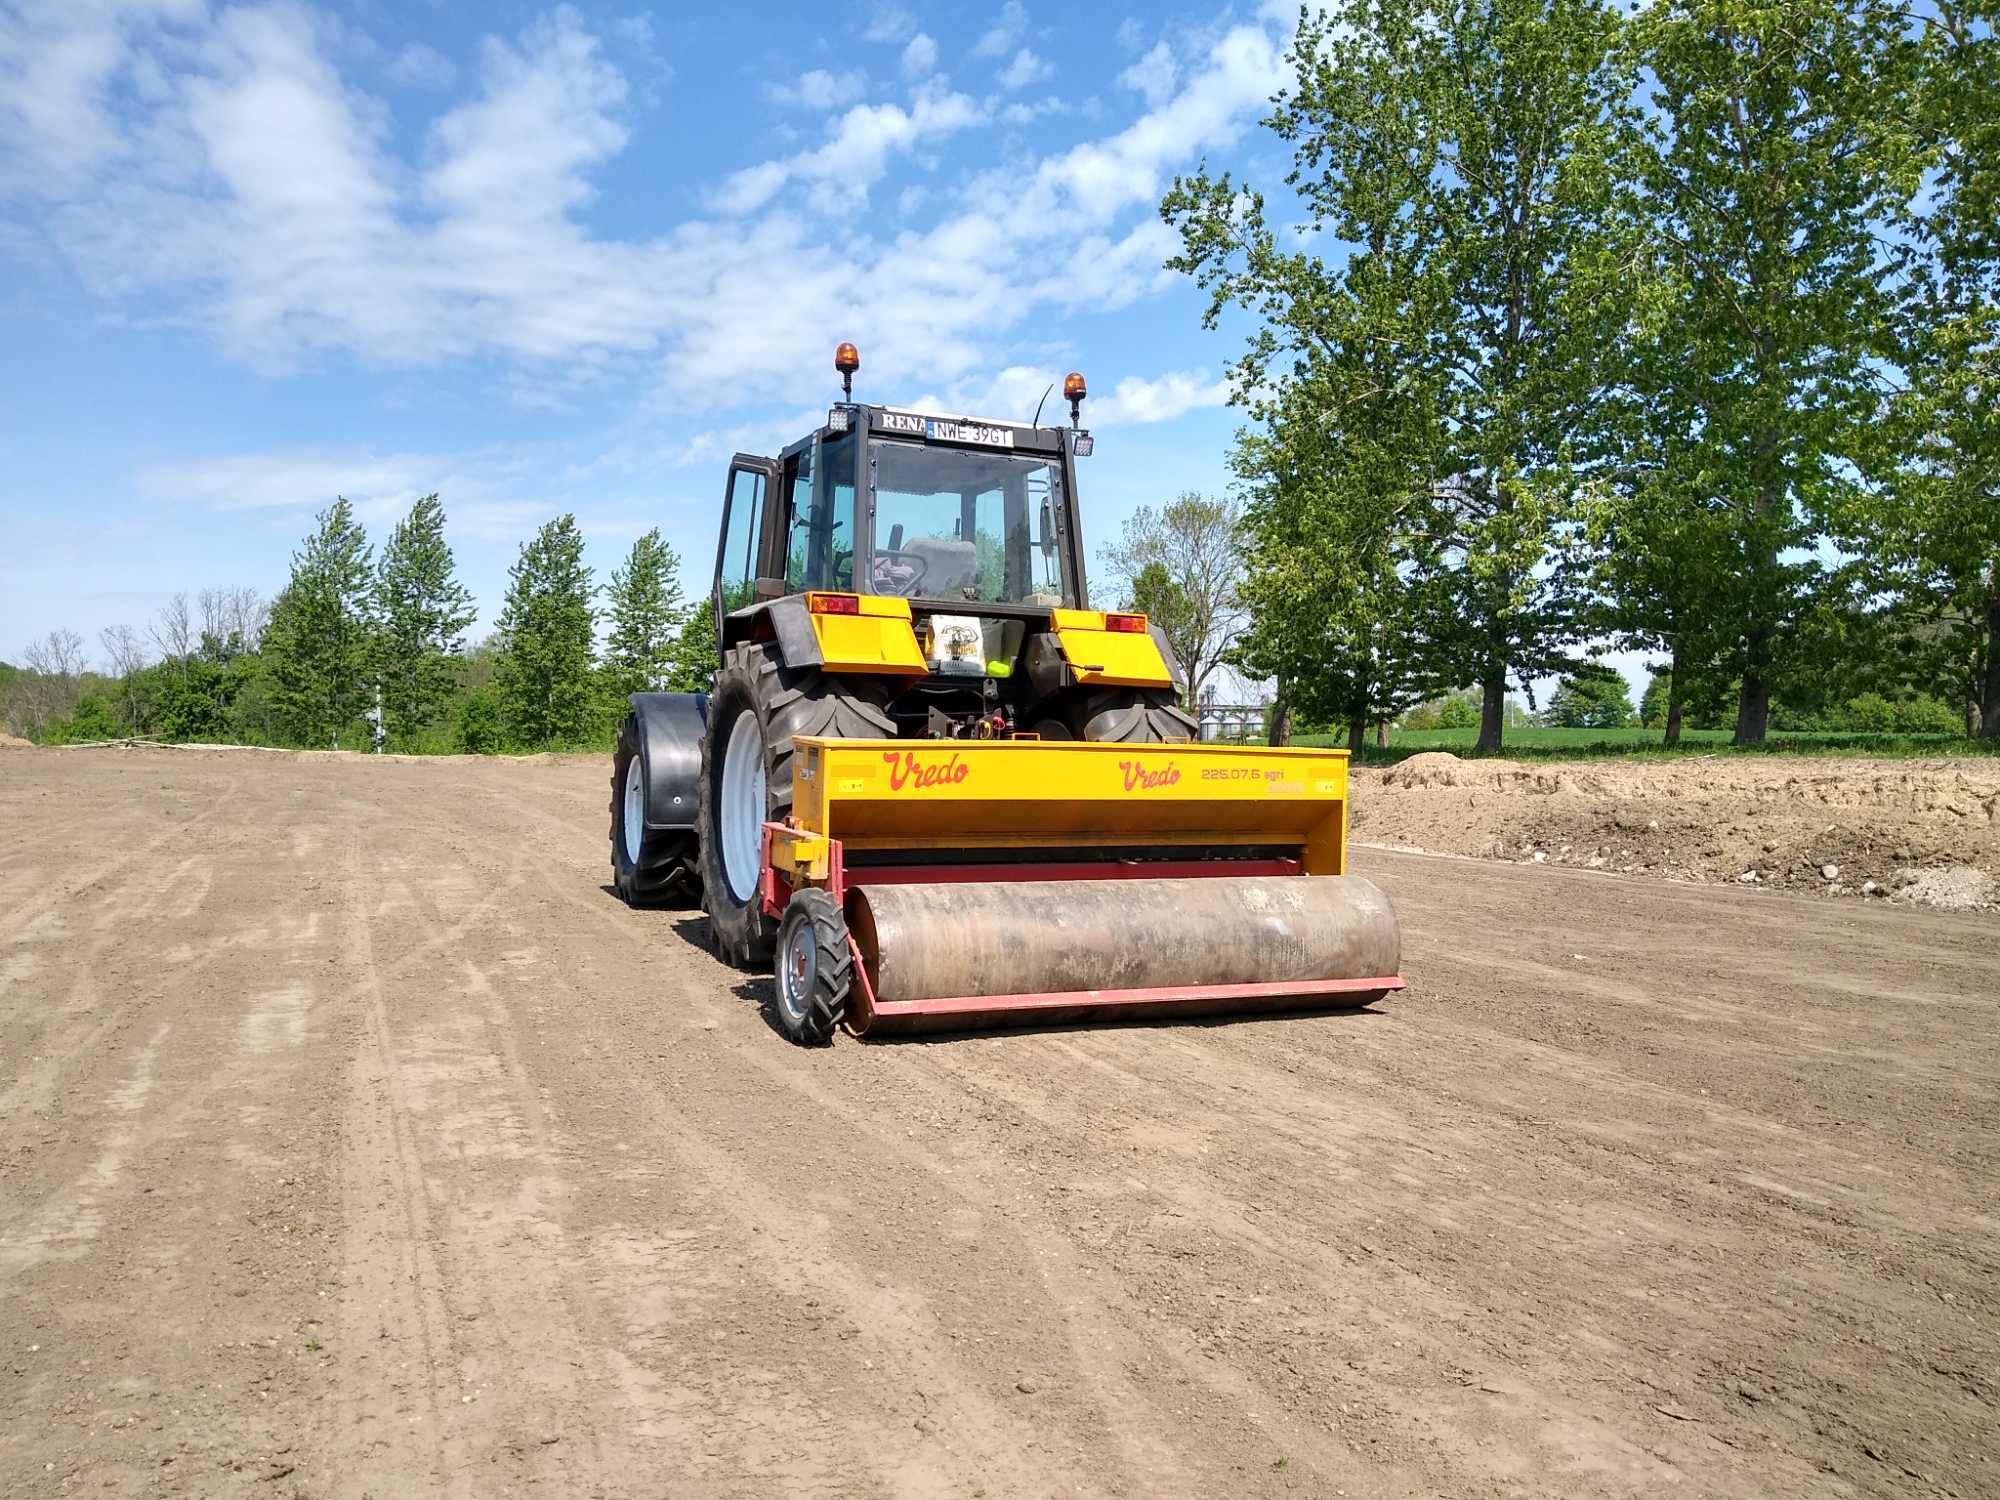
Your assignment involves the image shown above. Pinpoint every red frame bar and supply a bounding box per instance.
[846,857,1300,887]
[876,974,1403,1017]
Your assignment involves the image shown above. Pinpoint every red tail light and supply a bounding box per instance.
[809,592,861,615]
[1104,612,1146,633]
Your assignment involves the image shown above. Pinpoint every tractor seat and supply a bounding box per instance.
[896,536,979,597]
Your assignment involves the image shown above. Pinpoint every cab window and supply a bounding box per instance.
[784,433,856,591]
[717,465,764,612]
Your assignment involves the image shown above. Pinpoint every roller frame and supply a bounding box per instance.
[757,737,1406,1037]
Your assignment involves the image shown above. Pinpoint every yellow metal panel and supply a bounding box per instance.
[791,737,1351,875]
[1047,608,1173,688]
[806,594,928,675]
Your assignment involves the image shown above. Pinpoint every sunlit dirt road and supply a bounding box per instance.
[2,747,1992,1498]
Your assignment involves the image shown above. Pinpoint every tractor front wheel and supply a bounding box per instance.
[609,713,700,907]
[773,888,852,1045]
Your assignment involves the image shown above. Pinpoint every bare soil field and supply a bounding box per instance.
[1355,751,2000,909]
[1,745,1995,1499]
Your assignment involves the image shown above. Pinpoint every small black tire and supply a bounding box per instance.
[697,642,895,967]
[772,888,852,1045]
[610,713,700,907]
[1077,687,1199,743]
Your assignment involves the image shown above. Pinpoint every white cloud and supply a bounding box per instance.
[973,2,1028,60]
[1091,370,1232,426]
[1115,18,1147,52]
[995,48,1052,92]
[385,41,455,90]
[5,4,1295,416]
[1117,41,1176,107]
[767,68,864,111]
[0,0,205,187]
[138,447,462,514]
[713,82,983,214]
[918,364,1230,428]
[899,32,936,79]
[999,96,1066,127]
[861,4,916,44]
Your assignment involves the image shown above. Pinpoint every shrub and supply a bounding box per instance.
[456,689,505,753]
[1437,696,1480,729]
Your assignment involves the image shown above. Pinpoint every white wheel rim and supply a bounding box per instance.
[623,757,644,864]
[779,916,815,1022]
[719,709,766,904]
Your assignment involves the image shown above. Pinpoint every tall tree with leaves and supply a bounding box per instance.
[1230,381,1435,752]
[1875,1,1999,734]
[1630,0,1925,743]
[600,529,688,703]
[373,494,476,746]
[1098,494,1243,708]
[263,499,375,747]
[494,515,597,748]
[666,599,718,693]
[1165,0,1634,751]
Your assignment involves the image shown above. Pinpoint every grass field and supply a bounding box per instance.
[1287,723,1999,763]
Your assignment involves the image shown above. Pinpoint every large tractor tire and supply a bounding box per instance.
[698,642,895,967]
[1077,687,1199,743]
[609,712,701,907]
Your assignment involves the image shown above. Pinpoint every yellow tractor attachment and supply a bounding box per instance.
[760,737,1404,1038]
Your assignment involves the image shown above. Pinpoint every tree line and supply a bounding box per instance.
[3,497,715,752]
[1159,0,1998,749]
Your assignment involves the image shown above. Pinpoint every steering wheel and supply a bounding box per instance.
[871,550,929,597]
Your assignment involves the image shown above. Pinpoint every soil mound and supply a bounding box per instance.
[1355,754,2000,911]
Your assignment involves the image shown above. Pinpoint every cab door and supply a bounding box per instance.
[713,453,778,644]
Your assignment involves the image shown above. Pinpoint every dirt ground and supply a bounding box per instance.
[1355,751,2000,909]
[1,745,1995,1499]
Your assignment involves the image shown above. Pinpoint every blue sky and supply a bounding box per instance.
[1,1,1293,673]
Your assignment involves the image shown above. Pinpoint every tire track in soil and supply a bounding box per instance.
[6,750,1997,1500]
[501,782,1425,1498]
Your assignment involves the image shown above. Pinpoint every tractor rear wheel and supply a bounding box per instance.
[609,713,700,906]
[1077,687,1198,743]
[697,642,895,966]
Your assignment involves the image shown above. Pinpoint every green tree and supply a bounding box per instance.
[1231,396,1432,753]
[263,499,375,747]
[1165,0,1634,751]
[1098,494,1243,707]
[1545,662,1636,728]
[494,515,597,748]
[1875,2,1999,736]
[1437,696,1481,730]
[600,529,688,705]
[1638,668,1671,729]
[666,601,718,693]
[1630,0,1926,743]
[373,494,475,746]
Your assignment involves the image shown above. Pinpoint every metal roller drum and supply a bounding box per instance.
[847,875,1401,1031]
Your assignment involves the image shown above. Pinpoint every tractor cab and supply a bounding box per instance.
[714,401,1088,626]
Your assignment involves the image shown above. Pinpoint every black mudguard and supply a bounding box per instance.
[629,691,708,830]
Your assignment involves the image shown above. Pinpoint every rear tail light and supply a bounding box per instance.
[809,592,861,615]
[1104,612,1146,633]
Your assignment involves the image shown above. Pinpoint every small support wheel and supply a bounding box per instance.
[773,889,852,1046]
